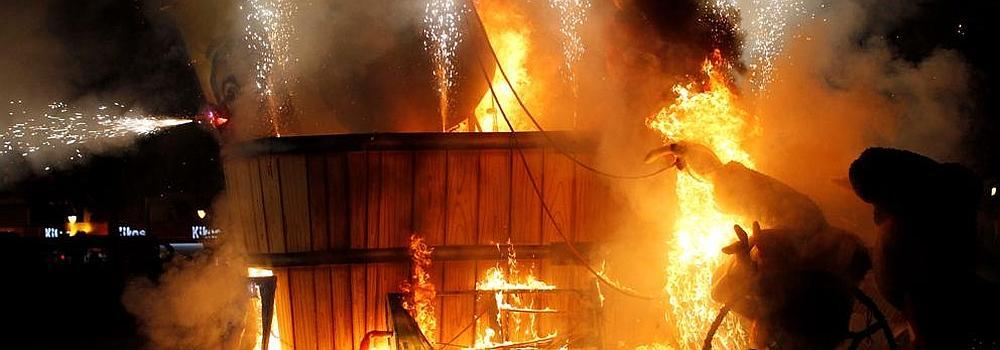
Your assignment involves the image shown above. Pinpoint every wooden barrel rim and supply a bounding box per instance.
[225,131,597,157]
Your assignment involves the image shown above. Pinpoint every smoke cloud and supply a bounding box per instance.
[122,240,255,350]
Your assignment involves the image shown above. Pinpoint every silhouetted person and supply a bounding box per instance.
[850,147,1000,349]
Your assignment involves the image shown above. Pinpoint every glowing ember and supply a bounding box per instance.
[423,0,467,131]
[400,234,438,342]
[1,100,191,161]
[242,0,297,136]
[549,0,591,81]
[646,51,758,349]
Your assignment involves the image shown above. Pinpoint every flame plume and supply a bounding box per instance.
[401,234,439,342]
[646,51,758,349]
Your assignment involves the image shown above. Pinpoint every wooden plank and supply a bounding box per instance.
[440,261,476,347]
[379,151,413,248]
[510,149,543,245]
[475,150,510,344]
[350,265,367,350]
[365,152,383,340]
[413,151,447,246]
[347,152,368,249]
[280,155,312,252]
[331,266,354,350]
[220,159,254,251]
[327,153,350,249]
[441,150,479,347]
[314,267,335,350]
[290,268,318,350]
[234,158,270,253]
[260,156,287,253]
[274,268,296,350]
[307,155,329,251]
[541,150,575,245]
[445,150,479,245]
[478,150,512,245]
[573,160,607,243]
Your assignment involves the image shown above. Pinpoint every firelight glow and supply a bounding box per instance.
[646,51,757,349]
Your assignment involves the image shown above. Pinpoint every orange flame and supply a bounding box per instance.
[646,50,758,349]
[472,244,557,349]
[451,1,536,132]
[400,234,438,342]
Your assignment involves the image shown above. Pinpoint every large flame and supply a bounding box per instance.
[401,234,439,342]
[646,50,757,349]
[454,1,535,132]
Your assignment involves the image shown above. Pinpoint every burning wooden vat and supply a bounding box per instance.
[219,132,621,350]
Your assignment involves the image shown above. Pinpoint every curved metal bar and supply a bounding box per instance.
[849,288,898,350]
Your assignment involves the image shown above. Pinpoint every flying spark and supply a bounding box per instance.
[242,0,297,136]
[549,0,590,81]
[2,100,190,160]
[709,0,809,92]
[423,0,467,131]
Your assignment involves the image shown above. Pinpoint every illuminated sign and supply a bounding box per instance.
[44,227,63,238]
[118,226,146,237]
[191,226,221,240]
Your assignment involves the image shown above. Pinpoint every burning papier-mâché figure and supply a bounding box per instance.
[649,142,872,349]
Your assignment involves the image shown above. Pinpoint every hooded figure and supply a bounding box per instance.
[653,142,872,349]
[850,147,1000,349]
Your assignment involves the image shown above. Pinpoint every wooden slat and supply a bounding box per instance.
[290,268,318,350]
[260,156,287,253]
[413,151,447,246]
[327,153,350,249]
[445,150,479,244]
[440,261,476,347]
[238,158,270,253]
[365,152,383,339]
[478,150,512,245]
[307,155,329,251]
[379,151,413,248]
[280,155,312,252]
[350,265,367,350]
[331,266,355,350]
[540,150,576,336]
[347,152,368,249]
[441,150,479,347]
[275,269,296,350]
[510,149,543,245]
[313,267,335,350]
[220,159,253,251]
[573,159,607,243]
